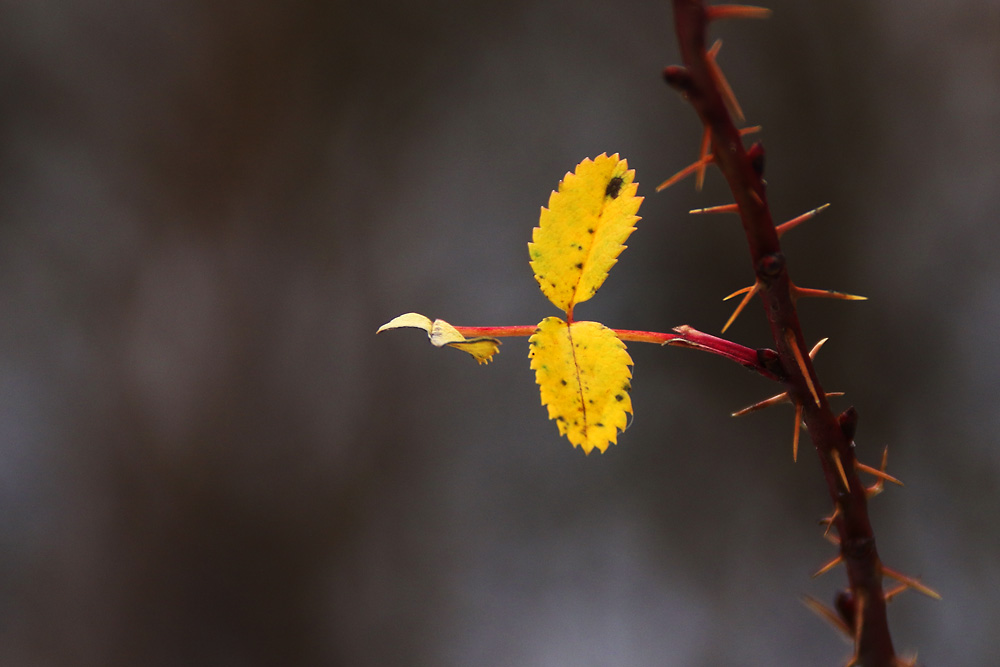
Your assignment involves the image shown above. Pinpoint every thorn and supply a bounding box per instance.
[656,155,713,191]
[838,406,859,443]
[865,447,891,497]
[808,338,830,360]
[706,40,745,123]
[732,391,837,419]
[832,449,851,491]
[856,460,904,487]
[696,127,711,191]
[690,203,740,215]
[792,286,868,302]
[813,553,844,578]
[785,329,821,406]
[792,402,803,462]
[722,281,760,332]
[851,594,866,666]
[802,596,852,638]
[820,505,840,537]
[884,583,909,602]
[723,284,755,301]
[706,4,773,21]
[776,203,831,237]
[882,566,942,600]
[658,126,761,193]
[731,391,788,417]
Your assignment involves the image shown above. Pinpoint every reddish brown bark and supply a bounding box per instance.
[669,2,897,664]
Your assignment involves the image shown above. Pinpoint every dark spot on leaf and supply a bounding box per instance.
[587,228,595,234]
[575,262,583,269]
[606,175,624,198]
[615,394,624,401]
[596,422,605,428]
[560,379,568,386]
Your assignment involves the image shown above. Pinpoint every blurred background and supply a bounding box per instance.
[0,1,997,665]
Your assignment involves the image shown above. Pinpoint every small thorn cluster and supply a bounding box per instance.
[731,337,836,462]
[808,440,939,664]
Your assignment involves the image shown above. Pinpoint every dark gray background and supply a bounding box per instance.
[1,1,997,665]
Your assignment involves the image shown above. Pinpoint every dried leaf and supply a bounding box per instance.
[529,316,633,454]
[377,313,500,364]
[529,154,643,313]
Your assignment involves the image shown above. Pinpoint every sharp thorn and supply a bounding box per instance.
[785,329,821,406]
[884,583,909,602]
[881,566,942,600]
[821,506,840,537]
[656,156,713,191]
[696,127,711,191]
[812,553,844,578]
[722,282,760,332]
[792,403,803,462]
[723,284,756,301]
[731,391,789,417]
[808,337,830,359]
[856,461,904,486]
[776,203,831,237]
[690,203,740,215]
[801,596,852,638]
[851,594,866,663]
[866,446,891,496]
[705,39,745,123]
[832,449,851,491]
[792,286,868,302]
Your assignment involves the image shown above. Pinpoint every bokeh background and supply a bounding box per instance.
[1,1,997,665]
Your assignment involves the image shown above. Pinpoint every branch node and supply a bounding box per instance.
[662,65,694,92]
[755,252,785,281]
[746,141,765,177]
[838,406,859,443]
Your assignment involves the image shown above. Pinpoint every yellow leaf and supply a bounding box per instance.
[529,154,643,313]
[377,312,500,364]
[529,316,633,454]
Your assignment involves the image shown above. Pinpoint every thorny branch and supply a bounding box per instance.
[667,2,903,664]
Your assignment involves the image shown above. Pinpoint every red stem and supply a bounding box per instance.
[453,323,780,381]
[670,1,896,664]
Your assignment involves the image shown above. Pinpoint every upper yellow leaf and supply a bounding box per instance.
[529,316,633,454]
[529,154,643,313]
[377,312,500,364]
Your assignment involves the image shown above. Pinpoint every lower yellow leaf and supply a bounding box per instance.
[529,317,633,454]
[377,312,500,364]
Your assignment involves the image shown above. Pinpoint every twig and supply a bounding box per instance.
[668,2,898,663]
